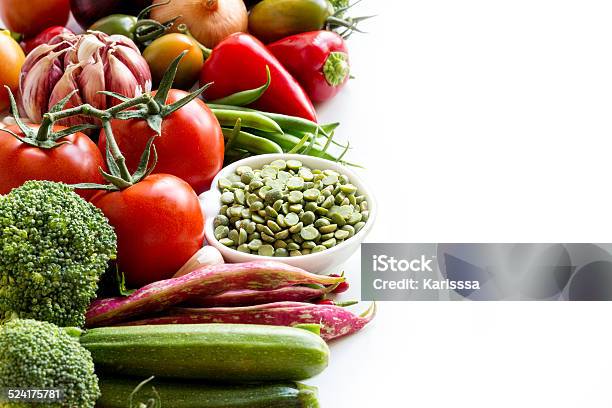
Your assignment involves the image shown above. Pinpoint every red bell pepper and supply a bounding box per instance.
[268,31,350,104]
[199,33,317,122]
[23,26,73,54]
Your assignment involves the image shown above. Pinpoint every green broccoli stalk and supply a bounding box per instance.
[0,319,100,408]
[0,181,117,327]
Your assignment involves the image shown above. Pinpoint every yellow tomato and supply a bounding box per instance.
[0,30,25,112]
[143,33,204,90]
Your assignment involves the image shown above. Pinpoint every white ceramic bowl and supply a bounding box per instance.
[199,154,376,274]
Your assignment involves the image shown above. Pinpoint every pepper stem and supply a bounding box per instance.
[323,52,350,87]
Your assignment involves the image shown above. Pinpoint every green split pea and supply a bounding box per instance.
[213,159,369,257]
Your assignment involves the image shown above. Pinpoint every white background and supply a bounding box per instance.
[311,1,612,406]
[5,1,612,406]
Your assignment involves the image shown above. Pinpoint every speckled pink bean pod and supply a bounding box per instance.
[86,262,344,327]
[186,285,337,308]
[118,301,377,341]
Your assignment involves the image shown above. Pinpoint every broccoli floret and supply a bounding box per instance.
[0,319,100,408]
[0,181,116,327]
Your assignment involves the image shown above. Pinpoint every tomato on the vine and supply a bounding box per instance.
[0,0,70,37]
[0,124,105,199]
[90,174,205,287]
[0,31,25,112]
[98,89,224,194]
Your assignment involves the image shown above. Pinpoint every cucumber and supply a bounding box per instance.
[80,324,329,381]
[96,376,320,408]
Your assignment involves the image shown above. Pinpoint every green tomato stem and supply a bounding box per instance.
[102,119,133,184]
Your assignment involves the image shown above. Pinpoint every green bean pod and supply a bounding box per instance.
[222,128,284,155]
[251,131,341,162]
[214,109,284,135]
[208,104,330,135]
[209,66,272,106]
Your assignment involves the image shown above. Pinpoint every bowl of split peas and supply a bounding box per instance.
[199,154,376,274]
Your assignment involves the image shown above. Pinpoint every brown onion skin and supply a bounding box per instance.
[151,0,248,48]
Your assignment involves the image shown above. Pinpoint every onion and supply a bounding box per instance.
[151,0,248,48]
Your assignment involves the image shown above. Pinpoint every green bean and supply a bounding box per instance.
[208,66,271,106]
[214,109,283,134]
[208,104,328,135]
[221,128,283,154]
[250,131,341,162]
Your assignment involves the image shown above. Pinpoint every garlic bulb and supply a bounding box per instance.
[19,31,152,127]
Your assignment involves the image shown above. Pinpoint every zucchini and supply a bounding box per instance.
[80,324,329,382]
[96,376,320,408]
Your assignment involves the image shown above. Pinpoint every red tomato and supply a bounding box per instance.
[23,26,73,54]
[0,0,70,37]
[0,124,105,199]
[98,89,224,194]
[90,174,205,287]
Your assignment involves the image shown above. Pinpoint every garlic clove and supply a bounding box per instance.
[49,63,88,127]
[78,51,107,110]
[112,45,152,94]
[104,53,141,103]
[76,33,106,63]
[20,51,65,122]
